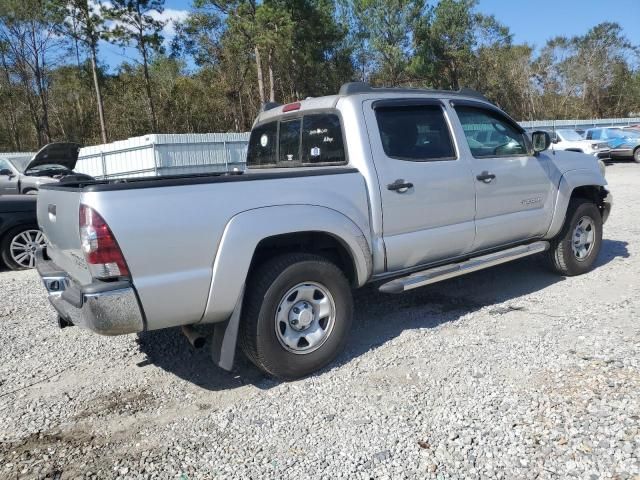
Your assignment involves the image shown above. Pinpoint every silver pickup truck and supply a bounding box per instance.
[35,83,612,379]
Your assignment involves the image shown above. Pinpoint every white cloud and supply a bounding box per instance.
[149,8,190,39]
[97,2,189,42]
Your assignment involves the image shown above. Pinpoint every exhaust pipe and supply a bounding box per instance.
[181,325,206,349]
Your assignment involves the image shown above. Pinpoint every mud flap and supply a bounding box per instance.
[210,286,244,371]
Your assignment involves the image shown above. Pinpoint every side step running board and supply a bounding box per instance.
[379,241,549,294]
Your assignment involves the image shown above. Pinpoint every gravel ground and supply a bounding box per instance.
[1,163,639,480]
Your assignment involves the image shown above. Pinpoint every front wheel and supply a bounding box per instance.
[546,199,603,276]
[633,147,640,163]
[240,253,353,380]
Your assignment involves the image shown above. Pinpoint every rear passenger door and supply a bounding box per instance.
[452,103,554,251]
[364,99,477,272]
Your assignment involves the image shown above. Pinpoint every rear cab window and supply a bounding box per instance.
[248,112,346,168]
[374,104,456,161]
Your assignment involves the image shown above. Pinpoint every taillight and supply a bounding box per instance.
[79,204,130,280]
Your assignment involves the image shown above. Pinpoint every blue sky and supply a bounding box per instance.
[100,0,640,70]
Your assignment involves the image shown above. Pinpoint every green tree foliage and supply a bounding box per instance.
[103,0,166,132]
[350,0,423,86]
[51,0,110,142]
[0,0,638,151]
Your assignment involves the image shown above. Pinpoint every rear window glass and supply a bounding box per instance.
[375,105,456,161]
[247,121,277,168]
[247,113,346,168]
[279,119,301,165]
[302,114,345,164]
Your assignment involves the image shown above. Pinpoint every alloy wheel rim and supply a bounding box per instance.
[9,230,46,268]
[274,281,336,354]
[571,216,595,262]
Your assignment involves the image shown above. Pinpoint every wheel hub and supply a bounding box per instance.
[9,229,46,269]
[275,282,337,354]
[572,216,595,261]
[288,301,314,331]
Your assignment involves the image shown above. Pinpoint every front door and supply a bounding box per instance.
[452,104,555,251]
[0,158,19,194]
[364,99,477,272]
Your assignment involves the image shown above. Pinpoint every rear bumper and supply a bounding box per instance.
[36,248,145,335]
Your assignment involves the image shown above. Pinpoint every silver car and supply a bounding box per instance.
[0,143,81,194]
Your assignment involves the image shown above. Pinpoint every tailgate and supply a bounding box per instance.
[37,187,93,286]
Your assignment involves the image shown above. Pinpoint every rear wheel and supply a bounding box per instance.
[240,253,353,380]
[1,226,46,270]
[633,147,640,163]
[546,199,602,276]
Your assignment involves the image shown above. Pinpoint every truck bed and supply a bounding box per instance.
[37,167,370,330]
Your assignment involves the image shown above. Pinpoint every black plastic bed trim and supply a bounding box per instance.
[40,167,360,192]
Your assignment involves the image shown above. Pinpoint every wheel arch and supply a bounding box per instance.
[545,169,608,239]
[249,231,359,287]
[199,204,372,325]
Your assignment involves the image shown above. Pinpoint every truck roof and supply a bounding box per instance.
[254,82,493,125]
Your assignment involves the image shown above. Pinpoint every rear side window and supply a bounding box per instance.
[375,105,456,161]
[247,113,346,168]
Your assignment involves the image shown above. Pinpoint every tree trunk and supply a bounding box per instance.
[30,24,51,144]
[90,43,108,143]
[140,42,158,132]
[254,45,265,104]
[268,49,275,102]
[0,52,21,150]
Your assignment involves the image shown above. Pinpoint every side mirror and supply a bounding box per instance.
[0,168,14,177]
[551,137,559,144]
[532,131,551,154]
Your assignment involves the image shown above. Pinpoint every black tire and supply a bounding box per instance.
[240,253,353,380]
[633,147,640,163]
[1,225,42,270]
[546,198,602,276]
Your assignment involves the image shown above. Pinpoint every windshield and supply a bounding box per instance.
[557,129,583,141]
[6,156,31,173]
[621,129,640,139]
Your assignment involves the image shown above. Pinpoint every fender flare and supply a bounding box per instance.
[544,168,607,239]
[199,204,372,325]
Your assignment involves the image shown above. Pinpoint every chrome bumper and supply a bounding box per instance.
[36,249,145,335]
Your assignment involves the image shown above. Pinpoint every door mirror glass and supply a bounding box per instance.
[532,131,551,153]
[0,168,14,176]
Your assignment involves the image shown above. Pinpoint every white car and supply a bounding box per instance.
[549,129,610,159]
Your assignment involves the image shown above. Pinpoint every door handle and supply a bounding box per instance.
[476,171,496,183]
[387,179,414,193]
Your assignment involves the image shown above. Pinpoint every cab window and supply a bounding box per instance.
[247,113,346,168]
[455,106,528,157]
[0,158,13,171]
[375,105,456,161]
